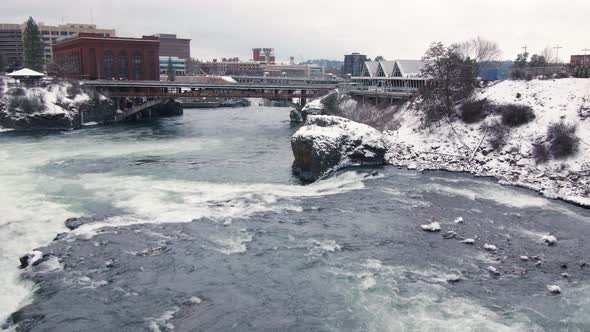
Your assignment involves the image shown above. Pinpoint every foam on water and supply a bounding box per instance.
[326,259,542,331]
[69,171,369,236]
[146,307,180,332]
[424,182,549,208]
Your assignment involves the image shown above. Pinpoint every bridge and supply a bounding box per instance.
[81,79,338,121]
[80,78,418,121]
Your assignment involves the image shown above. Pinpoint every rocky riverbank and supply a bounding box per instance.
[0,77,116,130]
[0,77,184,130]
[291,79,590,207]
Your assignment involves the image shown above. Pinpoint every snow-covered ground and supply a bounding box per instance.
[383,79,590,207]
[308,79,590,207]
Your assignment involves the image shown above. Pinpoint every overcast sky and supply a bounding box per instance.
[2,0,589,63]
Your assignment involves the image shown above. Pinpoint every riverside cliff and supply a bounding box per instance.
[291,79,590,207]
[0,77,116,130]
[0,77,183,130]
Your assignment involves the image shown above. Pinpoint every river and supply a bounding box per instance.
[1,105,590,331]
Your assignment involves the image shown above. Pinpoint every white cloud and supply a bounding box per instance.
[1,0,588,62]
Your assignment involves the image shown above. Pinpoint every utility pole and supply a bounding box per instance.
[553,45,563,63]
[522,45,528,54]
[582,48,590,65]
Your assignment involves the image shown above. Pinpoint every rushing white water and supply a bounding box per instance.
[0,107,371,322]
[2,107,590,331]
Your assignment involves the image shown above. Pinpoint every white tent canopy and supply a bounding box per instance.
[7,68,45,78]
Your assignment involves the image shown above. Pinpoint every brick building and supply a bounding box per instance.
[571,54,590,66]
[53,33,160,80]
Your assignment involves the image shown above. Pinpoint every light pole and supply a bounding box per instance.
[582,49,590,65]
[553,45,563,64]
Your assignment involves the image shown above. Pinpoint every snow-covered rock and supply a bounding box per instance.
[19,250,45,269]
[542,235,558,246]
[420,222,441,232]
[484,243,498,252]
[0,78,115,130]
[520,255,530,261]
[460,238,475,245]
[547,285,561,294]
[487,266,500,275]
[289,91,336,123]
[291,115,386,181]
[454,217,464,224]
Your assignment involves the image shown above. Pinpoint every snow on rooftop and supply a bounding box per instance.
[7,68,45,77]
[395,60,427,77]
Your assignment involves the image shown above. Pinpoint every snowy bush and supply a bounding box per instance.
[498,104,535,127]
[460,99,491,123]
[486,120,509,150]
[547,122,579,159]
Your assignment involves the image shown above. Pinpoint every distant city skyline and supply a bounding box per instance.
[1,0,589,63]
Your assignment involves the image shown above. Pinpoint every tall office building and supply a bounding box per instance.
[343,52,367,77]
[0,24,23,70]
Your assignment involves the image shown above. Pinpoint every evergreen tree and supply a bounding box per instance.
[419,42,478,125]
[167,57,176,81]
[514,52,529,68]
[529,54,547,67]
[22,17,44,71]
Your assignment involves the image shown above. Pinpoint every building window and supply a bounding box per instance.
[103,50,114,79]
[119,51,128,80]
[132,50,142,80]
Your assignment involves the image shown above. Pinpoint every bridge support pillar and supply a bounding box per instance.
[300,90,307,107]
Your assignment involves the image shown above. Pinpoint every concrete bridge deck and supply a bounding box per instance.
[80,80,338,91]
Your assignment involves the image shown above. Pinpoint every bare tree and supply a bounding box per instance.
[456,36,502,64]
[539,46,557,63]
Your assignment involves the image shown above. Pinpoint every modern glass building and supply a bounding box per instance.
[159,56,186,76]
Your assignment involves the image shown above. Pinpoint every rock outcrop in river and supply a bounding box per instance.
[289,91,336,123]
[0,78,116,130]
[291,115,386,181]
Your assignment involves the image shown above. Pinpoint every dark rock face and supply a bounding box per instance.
[151,99,183,117]
[291,115,386,182]
[0,111,76,130]
[289,109,304,123]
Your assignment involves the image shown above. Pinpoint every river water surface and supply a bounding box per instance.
[1,105,590,331]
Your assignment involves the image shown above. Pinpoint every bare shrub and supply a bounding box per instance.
[486,120,509,150]
[533,143,549,164]
[498,104,535,127]
[547,122,579,159]
[460,99,491,123]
